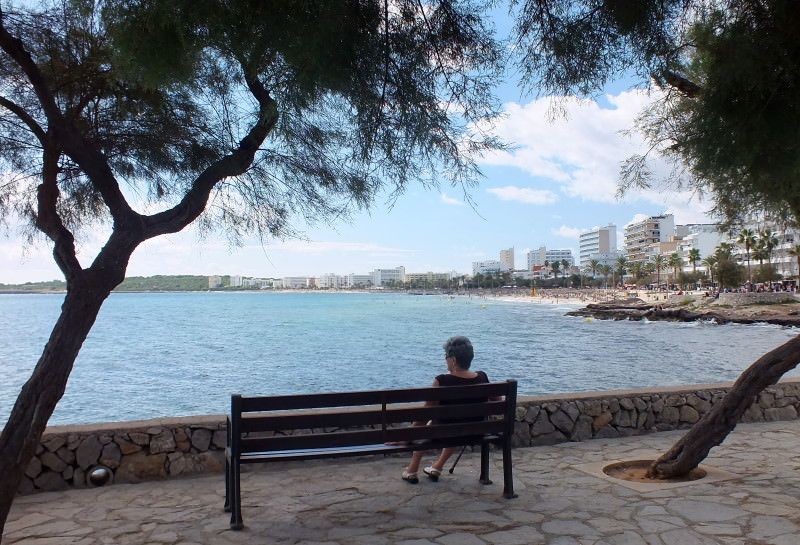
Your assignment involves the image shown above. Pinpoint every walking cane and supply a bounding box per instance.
[449,445,468,474]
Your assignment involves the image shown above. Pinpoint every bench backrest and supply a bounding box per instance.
[229,380,517,454]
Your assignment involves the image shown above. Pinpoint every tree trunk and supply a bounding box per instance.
[0,283,111,538]
[647,334,800,478]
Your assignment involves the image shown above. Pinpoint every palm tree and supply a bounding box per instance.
[737,228,757,283]
[759,229,779,271]
[652,254,666,289]
[702,256,718,285]
[629,261,644,283]
[788,245,800,279]
[688,248,701,273]
[561,259,570,286]
[615,255,627,285]
[598,264,612,288]
[589,259,600,280]
[550,260,560,280]
[668,252,684,288]
[715,242,735,261]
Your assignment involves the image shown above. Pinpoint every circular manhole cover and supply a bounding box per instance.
[603,460,707,483]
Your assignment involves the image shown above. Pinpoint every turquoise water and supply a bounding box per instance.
[1,291,797,426]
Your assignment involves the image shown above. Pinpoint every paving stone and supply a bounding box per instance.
[541,520,597,537]
[666,499,747,522]
[481,527,543,544]
[437,533,486,545]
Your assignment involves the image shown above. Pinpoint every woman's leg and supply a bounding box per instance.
[429,447,456,471]
[406,450,425,474]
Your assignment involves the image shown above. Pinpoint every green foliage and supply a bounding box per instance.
[715,258,745,288]
[515,0,800,226]
[0,0,504,240]
[115,275,210,291]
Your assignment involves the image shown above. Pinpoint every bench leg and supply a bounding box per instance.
[479,443,492,485]
[230,460,244,530]
[502,441,517,499]
[224,457,231,513]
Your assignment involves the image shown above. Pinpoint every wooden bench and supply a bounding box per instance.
[224,380,518,529]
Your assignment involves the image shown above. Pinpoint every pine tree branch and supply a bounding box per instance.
[142,68,279,238]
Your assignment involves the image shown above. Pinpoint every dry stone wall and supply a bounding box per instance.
[20,416,227,495]
[21,379,800,494]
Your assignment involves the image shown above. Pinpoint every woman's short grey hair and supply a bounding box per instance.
[443,336,474,369]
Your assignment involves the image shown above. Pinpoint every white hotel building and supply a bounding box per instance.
[579,225,617,269]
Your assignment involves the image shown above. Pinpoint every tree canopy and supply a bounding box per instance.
[514,0,800,228]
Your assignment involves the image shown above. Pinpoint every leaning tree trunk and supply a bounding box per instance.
[647,334,800,478]
[0,282,113,538]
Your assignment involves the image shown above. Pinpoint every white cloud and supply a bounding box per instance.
[552,225,582,239]
[625,213,650,227]
[486,185,558,205]
[265,240,412,254]
[439,192,464,206]
[479,90,714,222]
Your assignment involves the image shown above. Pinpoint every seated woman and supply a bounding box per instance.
[401,336,495,483]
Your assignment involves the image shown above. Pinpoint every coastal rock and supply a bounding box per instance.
[62,466,73,481]
[633,398,647,412]
[73,467,86,489]
[76,436,102,470]
[562,402,580,422]
[651,398,664,413]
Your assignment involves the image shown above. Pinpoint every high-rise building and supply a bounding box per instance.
[624,214,675,263]
[499,247,514,271]
[371,266,405,287]
[472,260,503,275]
[579,225,617,268]
[527,247,574,269]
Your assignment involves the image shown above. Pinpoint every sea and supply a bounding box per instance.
[1,291,798,426]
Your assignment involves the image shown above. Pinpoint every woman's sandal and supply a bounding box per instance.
[401,470,419,484]
[423,466,442,481]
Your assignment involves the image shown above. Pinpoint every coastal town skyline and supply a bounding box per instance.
[0,89,715,284]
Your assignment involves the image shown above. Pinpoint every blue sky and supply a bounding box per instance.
[0,9,714,284]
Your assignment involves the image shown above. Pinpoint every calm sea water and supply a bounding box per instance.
[1,291,798,426]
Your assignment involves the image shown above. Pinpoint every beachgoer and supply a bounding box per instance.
[401,336,495,484]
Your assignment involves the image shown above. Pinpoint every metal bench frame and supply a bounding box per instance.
[224,380,518,529]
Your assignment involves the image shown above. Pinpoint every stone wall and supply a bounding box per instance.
[510,379,800,448]
[716,292,798,306]
[21,416,227,495]
[21,378,800,494]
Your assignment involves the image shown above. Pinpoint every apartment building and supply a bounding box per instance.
[472,260,503,275]
[526,247,575,269]
[499,247,515,271]
[579,225,617,268]
[371,266,405,287]
[624,214,675,264]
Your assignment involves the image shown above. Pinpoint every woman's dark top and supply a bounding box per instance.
[435,371,490,423]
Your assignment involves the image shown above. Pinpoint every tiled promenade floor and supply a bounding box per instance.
[5,420,800,545]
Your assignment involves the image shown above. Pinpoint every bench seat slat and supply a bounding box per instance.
[238,383,508,411]
[239,400,507,432]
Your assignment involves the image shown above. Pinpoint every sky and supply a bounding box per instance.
[0,10,715,285]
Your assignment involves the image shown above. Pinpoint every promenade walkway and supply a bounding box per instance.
[5,420,800,545]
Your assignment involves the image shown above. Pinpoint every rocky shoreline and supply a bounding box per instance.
[566,298,800,327]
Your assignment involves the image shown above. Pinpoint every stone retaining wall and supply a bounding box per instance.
[22,378,800,494]
[716,292,798,305]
